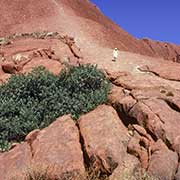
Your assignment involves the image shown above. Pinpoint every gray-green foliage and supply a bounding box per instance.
[0,64,111,151]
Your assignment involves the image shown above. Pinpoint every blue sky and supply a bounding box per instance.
[91,0,180,45]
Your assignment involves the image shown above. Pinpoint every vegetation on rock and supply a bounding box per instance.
[0,64,111,151]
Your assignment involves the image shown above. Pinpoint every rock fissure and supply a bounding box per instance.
[138,66,180,82]
[139,101,178,152]
[162,98,180,113]
[76,121,113,180]
[25,129,40,158]
[141,100,165,125]
[76,122,91,170]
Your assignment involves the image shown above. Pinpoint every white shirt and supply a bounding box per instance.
[113,49,118,58]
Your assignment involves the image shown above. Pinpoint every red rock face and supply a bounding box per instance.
[1,1,180,179]
[0,0,179,61]
[0,115,85,180]
[78,105,130,174]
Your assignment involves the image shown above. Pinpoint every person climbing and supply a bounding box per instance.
[112,48,118,61]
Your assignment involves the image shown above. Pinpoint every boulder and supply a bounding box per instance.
[0,115,85,179]
[31,115,85,178]
[0,142,32,180]
[129,98,180,147]
[109,154,140,180]
[1,61,18,74]
[148,139,178,180]
[78,105,130,174]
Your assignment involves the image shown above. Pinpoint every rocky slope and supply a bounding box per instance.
[1,0,180,180]
[0,0,180,62]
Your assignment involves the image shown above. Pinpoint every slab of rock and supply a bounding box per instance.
[128,98,180,148]
[78,105,130,174]
[109,154,140,180]
[22,57,62,75]
[148,139,178,180]
[175,164,180,180]
[0,115,85,179]
[31,115,85,178]
[108,85,127,106]
[0,142,32,180]
[139,62,180,81]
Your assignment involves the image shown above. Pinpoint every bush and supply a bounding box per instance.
[0,64,111,151]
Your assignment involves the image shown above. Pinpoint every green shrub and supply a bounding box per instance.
[0,64,111,151]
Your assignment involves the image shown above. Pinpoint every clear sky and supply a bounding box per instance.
[91,0,180,45]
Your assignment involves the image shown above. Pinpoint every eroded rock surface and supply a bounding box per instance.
[148,139,178,180]
[0,0,180,179]
[78,105,140,177]
[0,0,180,61]
[0,115,85,180]
[0,33,82,83]
[0,142,32,180]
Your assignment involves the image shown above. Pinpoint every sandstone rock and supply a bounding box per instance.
[31,115,85,179]
[175,164,180,180]
[78,105,130,174]
[25,129,40,143]
[0,69,11,84]
[128,98,180,147]
[0,142,32,180]
[22,57,62,75]
[127,132,149,169]
[110,154,140,180]
[0,115,85,179]
[148,139,178,180]
[0,0,180,61]
[141,38,180,62]
[1,61,18,74]
[108,85,126,106]
[139,63,180,81]
[111,72,163,90]
[108,85,137,115]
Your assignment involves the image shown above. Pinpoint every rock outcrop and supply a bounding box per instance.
[0,0,180,62]
[0,115,85,180]
[78,105,130,175]
[147,139,178,180]
[1,0,180,179]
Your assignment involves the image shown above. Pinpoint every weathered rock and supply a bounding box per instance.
[0,64,11,83]
[22,57,62,75]
[78,105,130,174]
[0,0,180,61]
[127,130,150,169]
[138,63,180,81]
[25,129,40,143]
[0,37,75,76]
[1,61,18,74]
[108,85,137,115]
[0,115,85,179]
[110,154,140,180]
[148,139,178,180]
[108,85,127,106]
[31,115,85,178]
[126,98,180,149]
[175,164,180,180]
[141,38,180,62]
[0,142,32,180]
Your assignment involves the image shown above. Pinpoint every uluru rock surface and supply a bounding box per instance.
[1,0,180,179]
[78,105,130,174]
[0,0,180,61]
[0,115,85,180]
